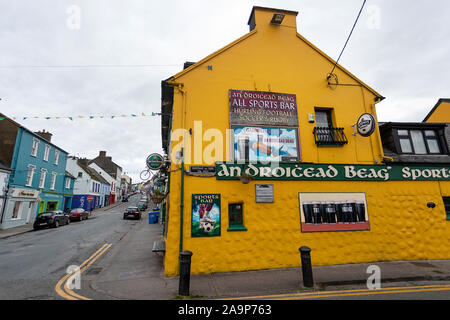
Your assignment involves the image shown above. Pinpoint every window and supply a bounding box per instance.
[54,150,60,165]
[313,108,348,146]
[43,145,50,161]
[65,178,71,189]
[39,169,47,189]
[50,172,57,190]
[228,203,247,231]
[443,197,450,221]
[31,139,39,157]
[12,201,22,219]
[78,172,82,178]
[26,166,35,186]
[397,129,443,155]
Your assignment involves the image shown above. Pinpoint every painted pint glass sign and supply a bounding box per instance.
[229,89,298,126]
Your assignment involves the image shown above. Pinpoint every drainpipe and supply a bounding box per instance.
[179,148,185,254]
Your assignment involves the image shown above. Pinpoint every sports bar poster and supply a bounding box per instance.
[191,194,221,237]
[233,126,299,162]
[299,193,370,232]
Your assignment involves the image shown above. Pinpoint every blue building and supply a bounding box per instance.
[0,114,73,229]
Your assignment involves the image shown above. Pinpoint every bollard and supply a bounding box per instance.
[179,250,193,296]
[299,246,314,288]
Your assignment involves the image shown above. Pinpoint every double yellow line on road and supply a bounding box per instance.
[221,283,450,300]
[55,243,112,300]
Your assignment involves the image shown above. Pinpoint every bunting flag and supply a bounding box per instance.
[1,112,162,121]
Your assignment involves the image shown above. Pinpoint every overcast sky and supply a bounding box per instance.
[0,0,449,182]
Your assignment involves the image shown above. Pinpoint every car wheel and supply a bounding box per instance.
[33,226,39,231]
[54,220,59,228]
[80,216,83,221]
[66,219,70,225]
[123,215,126,220]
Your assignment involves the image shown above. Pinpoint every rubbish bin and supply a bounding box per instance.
[148,211,158,224]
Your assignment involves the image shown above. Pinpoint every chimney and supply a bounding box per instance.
[99,151,107,157]
[247,6,298,33]
[34,129,53,142]
[78,158,89,167]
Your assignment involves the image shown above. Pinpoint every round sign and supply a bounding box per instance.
[87,196,93,201]
[146,153,164,170]
[356,113,376,137]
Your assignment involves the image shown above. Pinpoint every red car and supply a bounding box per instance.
[69,208,89,221]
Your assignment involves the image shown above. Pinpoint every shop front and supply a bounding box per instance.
[1,187,40,229]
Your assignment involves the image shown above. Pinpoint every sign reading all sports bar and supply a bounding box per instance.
[229,89,298,127]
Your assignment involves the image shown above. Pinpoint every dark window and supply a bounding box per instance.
[443,197,450,221]
[313,108,348,146]
[396,129,443,155]
[228,203,247,231]
[78,172,82,178]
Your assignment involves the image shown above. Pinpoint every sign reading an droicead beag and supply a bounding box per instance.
[216,162,450,181]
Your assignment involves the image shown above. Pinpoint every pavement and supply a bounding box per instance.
[88,216,450,300]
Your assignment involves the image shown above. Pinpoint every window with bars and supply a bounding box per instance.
[313,109,348,146]
[228,203,247,231]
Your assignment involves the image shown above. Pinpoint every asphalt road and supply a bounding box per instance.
[0,194,153,300]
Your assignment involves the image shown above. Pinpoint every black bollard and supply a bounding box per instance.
[299,246,314,288]
[179,250,193,296]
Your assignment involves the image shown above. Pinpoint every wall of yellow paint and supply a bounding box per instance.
[425,101,450,123]
[162,7,450,277]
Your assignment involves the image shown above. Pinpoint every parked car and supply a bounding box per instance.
[69,208,89,221]
[33,211,70,230]
[123,206,141,220]
[122,196,129,202]
[137,202,147,211]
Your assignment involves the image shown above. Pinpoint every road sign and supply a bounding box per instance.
[146,153,164,170]
[87,196,93,201]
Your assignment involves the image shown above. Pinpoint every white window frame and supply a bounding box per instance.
[65,177,71,189]
[12,201,23,220]
[31,139,39,157]
[50,172,57,190]
[43,144,50,162]
[54,150,60,165]
[39,169,47,189]
[26,165,36,187]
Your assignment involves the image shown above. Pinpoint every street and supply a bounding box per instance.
[0,194,166,300]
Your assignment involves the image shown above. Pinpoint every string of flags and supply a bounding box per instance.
[0,112,161,121]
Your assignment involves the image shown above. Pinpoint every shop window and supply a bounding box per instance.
[228,203,247,231]
[12,201,22,219]
[313,108,348,146]
[443,197,450,220]
[396,129,445,155]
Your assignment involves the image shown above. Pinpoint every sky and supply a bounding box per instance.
[0,0,449,183]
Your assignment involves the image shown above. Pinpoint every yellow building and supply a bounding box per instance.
[423,98,450,123]
[158,6,450,277]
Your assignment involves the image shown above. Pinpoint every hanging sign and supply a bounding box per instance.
[356,113,376,137]
[146,153,164,170]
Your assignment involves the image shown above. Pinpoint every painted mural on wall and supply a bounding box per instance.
[233,126,299,162]
[191,194,221,237]
[299,192,370,232]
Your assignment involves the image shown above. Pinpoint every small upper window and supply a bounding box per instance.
[43,145,50,161]
[54,150,60,165]
[31,139,39,157]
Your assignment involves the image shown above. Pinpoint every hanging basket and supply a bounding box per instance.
[150,193,167,204]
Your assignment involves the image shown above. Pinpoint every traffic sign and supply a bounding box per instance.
[87,196,93,201]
